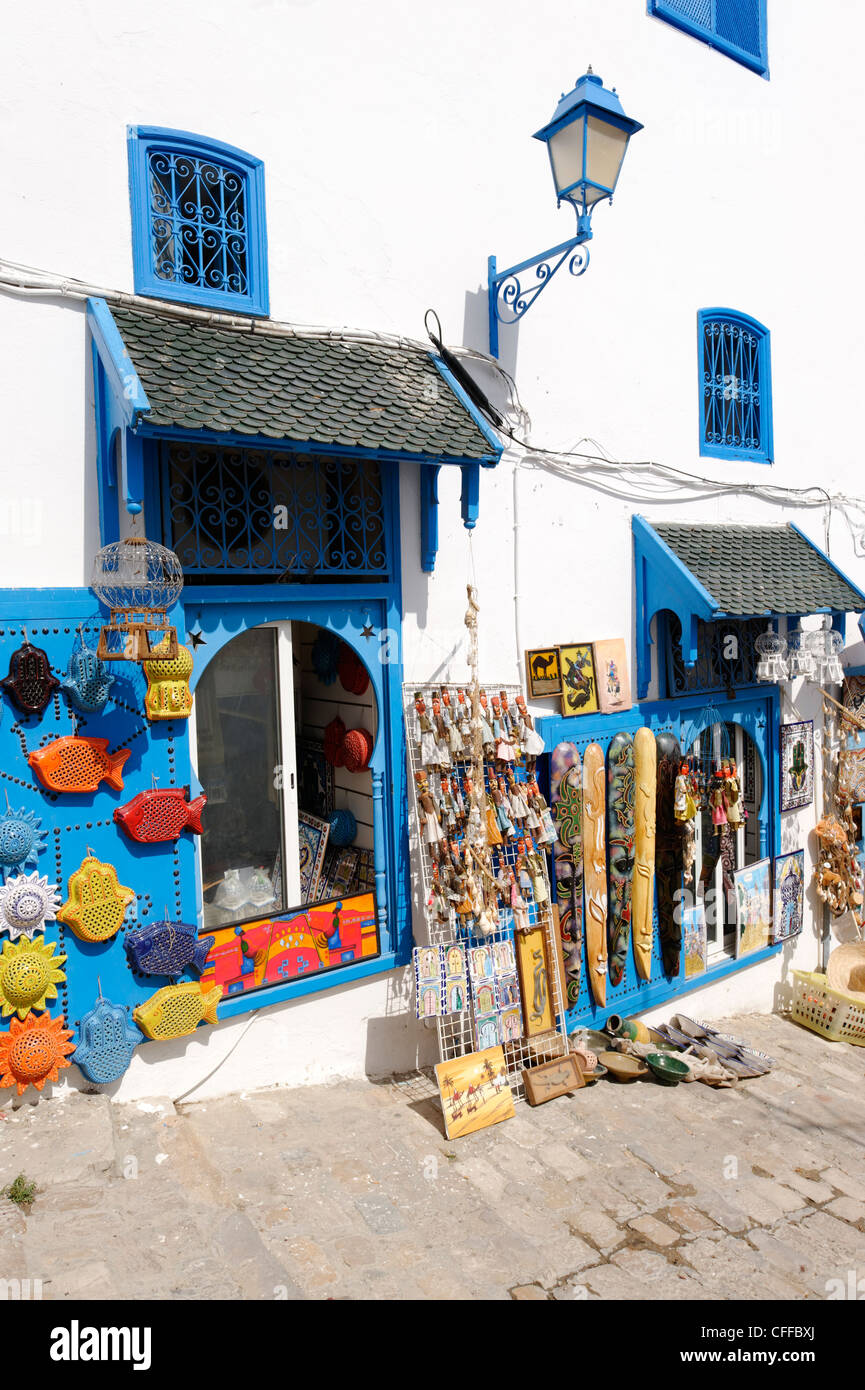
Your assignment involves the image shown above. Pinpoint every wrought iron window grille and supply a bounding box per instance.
[698,309,773,464]
[665,613,768,696]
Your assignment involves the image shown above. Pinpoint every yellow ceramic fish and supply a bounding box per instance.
[57,857,135,943]
[142,642,193,722]
[133,982,222,1041]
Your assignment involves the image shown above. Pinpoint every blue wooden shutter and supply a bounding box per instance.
[715,0,762,61]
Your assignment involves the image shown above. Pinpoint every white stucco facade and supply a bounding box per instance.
[2,0,864,1101]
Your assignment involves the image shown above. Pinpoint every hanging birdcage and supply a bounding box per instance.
[808,616,844,686]
[90,536,183,662]
[754,628,788,683]
[786,623,816,681]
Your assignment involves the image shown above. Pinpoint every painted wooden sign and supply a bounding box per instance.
[632,727,657,981]
[515,923,555,1036]
[523,1052,584,1106]
[582,742,609,1003]
[606,734,634,989]
[525,647,562,698]
[655,731,683,977]
[559,643,599,717]
[593,638,632,716]
[551,742,582,1005]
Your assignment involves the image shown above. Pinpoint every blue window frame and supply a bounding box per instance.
[698,308,773,464]
[127,126,269,316]
[648,0,768,77]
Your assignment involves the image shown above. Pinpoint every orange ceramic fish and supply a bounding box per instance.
[28,737,130,793]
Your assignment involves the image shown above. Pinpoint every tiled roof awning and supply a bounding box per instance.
[633,515,865,698]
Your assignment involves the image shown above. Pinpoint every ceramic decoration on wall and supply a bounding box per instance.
[142,642,194,721]
[125,919,214,979]
[0,936,66,1018]
[114,787,206,843]
[525,648,562,699]
[780,721,814,812]
[435,1045,515,1141]
[28,736,130,793]
[57,856,135,943]
[0,638,59,715]
[606,733,635,990]
[72,995,143,1084]
[734,858,772,958]
[0,1012,75,1095]
[132,981,222,1041]
[682,904,707,979]
[298,812,330,902]
[0,805,47,877]
[632,727,657,981]
[558,643,599,717]
[0,873,61,941]
[655,732,684,977]
[582,742,608,1000]
[61,632,114,714]
[772,851,805,943]
[593,638,633,716]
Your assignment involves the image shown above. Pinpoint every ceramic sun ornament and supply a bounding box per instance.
[0,803,47,877]
[0,1013,75,1096]
[0,873,61,941]
[57,855,135,944]
[141,640,193,721]
[72,995,143,1085]
[0,936,66,1019]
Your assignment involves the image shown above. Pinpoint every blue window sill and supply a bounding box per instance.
[217,950,399,1020]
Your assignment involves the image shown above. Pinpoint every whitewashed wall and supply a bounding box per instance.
[2,0,864,1100]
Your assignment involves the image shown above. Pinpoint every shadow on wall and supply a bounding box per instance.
[462,284,520,387]
[364,967,436,1079]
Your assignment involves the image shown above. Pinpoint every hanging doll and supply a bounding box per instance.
[710,765,727,829]
[490,775,514,839]
[494,849,510,904]
[506,768,529,831]
[674,760,697,823]
[450,774,465,824]
[414,693,439,771]
[724,759,743,827]
[442,689,464,760]
[415,772,445,856]
[524,834,549,907]
[499,690,517,755]
[439,775,457,834]
[462,774,484,845]
[430,694,451,771]
[491,695,516,772]
[515,694,544,776]
[514,838,534,901]
[477,690,496,762]
[528,780,558,846]
[455,688,472,750]
[509,868,531,934]
[427,862,452,928]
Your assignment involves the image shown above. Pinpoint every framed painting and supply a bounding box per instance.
[523,1053,584,1106]
[515,924,555,1036]
[780,720,814,812]
[558,643,599,717]
[435,1046,515,1140]
[682,903,707,979]
[298,811,330,902]
[592,638,632,715]
[734,858,772,958]
[773,850,804,943]
[525,647,562,698]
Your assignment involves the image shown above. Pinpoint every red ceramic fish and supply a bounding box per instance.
[114,786,206,843]
[28,737,130,793]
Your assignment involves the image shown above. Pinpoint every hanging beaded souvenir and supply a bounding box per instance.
[0,806,47,876]
[133,982,222,1041]
[125,919,214,979]
[57,856,135,943]
[72,995,143,1084]
[0,1012,75,1095]
[0,638,59,715]
[114,786,206,843]
[0,936,66,1019]
[141,641,193,721]
[28,736,130,793]
[60,631,114,714]
[0,873,61,941]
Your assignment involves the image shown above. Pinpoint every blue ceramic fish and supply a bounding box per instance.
[61,642,114,714]
[0,807,47,876]
[72,996,143,1084]
[125,919,214,979]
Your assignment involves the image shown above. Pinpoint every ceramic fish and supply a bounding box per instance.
[0,807,47,875]
[61,644,113,714]
[57,856,135,943]
[72,997,143,1084]
[0,640,59,715]
[125,919,214,979]
[142,643,193,722]
[114,787,206,843]
[28,736,130,793]
[133,982,222,1041]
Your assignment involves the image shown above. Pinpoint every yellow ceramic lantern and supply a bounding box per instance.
[142,641,193,721]
[57,856,135,943]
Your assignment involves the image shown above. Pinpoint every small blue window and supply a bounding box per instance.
[127,126,269,316]
[698,308,773,464]
[648,0,768,77]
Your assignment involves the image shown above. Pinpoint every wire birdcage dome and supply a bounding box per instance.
[91,537,183,613]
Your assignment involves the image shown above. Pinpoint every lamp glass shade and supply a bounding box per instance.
[548,116,585,201]
[584,114,629,201]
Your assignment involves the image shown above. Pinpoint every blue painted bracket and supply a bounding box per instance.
[633,514,718,700]
[420,464,440,573]
[87,298,151,535]
[487,221,592,359]
[461,462,480,530]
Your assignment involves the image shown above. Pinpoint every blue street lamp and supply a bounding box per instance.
[488,68,643,358]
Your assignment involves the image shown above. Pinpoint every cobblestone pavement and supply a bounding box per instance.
[1,1013,864,1301]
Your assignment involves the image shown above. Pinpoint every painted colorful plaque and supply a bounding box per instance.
[780,721,814,812]
[559,643,599,717]
[593,638,632,716]
[515,923,555,1036]
[655,731,683,977]
[632,727,657,981]
[435,1045,515,1141]
[551,742,583,1005]
[682,904,707,979]
[773,850,804,943]
[201,892,379,997]
[734,858,772,958]
[525,647,562,698]
[582,742,608,1001]
[606,734,635,989]
[298,811,330,902]
[414,945,443,1019]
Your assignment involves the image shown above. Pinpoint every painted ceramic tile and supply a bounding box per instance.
[444,975,468,1014]
[474,1011,501,1051]
[558,643,599,717]
[298,737,335,820]
[843,675,865,720]
[443,943,467,980]
[682,903,707,979]
[780,721,814,812]
[773,850,804,943]
[318,846,360,900]
[734,858,772,958]
[525,647,562,698]
[592,638,632,715]
[492,939,516,974]
[495,973,521,1009]
[417,976,443,1019]
[414,945,441,982]
[298,811,330,901]
[468,944,496,981]
[471,977,497,1016]
[435,1046,515,1140]
[499,1004,522,1043]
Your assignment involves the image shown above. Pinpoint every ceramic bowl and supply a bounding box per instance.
[597,1050,648,1083]
[582,1063,607,1085]
[645,1052,691,1086]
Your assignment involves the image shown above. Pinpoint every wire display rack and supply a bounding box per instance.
[405,682,569,1103]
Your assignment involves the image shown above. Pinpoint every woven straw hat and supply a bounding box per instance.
[826,942,865,1003]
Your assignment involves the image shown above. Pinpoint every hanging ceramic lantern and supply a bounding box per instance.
[141,641,193,721]
[0,936,66,1019]
[0,873,61,941]
[0,636,59,715]
[28,736,130,793]
[114,786,206,843]
[342,727,374,773]
[809,616,844,686]
[61,630,114,714]
[125,919,213,979]
[338,648,370,696]
[57,855,135,943]
[786,624,816,681]
[0,805,47,876]
[72,995,143,1084]
[133,981,222,1041]
[90,536,183,663]
[0,1012,75,1095]
[754,629,788,683]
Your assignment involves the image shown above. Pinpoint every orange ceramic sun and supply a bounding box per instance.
[0,1012,75,1095]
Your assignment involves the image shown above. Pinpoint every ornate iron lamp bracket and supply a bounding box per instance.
[488,216,592,358]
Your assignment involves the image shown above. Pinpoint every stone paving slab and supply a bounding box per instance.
[0,1013,864,1300]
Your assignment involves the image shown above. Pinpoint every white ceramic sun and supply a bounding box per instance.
[0,872,61,941]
